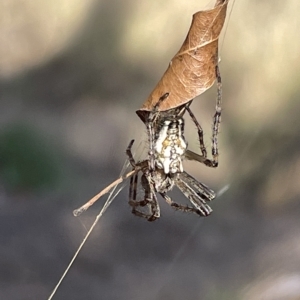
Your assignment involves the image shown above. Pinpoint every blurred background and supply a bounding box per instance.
[0,0,300,299]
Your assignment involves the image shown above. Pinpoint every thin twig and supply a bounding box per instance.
[73,168,139,217]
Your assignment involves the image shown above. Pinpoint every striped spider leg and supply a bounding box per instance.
[185,65,222,168]
[126,140,162,221]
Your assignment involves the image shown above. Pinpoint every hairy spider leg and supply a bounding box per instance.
[185,64,222,168]
[141,173,160,221]
[179,171,215,201]
[159,192,202,215]
[126,139,137,167]
[175,177,213,216]
[126,139,160,221]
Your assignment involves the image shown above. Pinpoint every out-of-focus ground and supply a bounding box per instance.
[0,0,300,299]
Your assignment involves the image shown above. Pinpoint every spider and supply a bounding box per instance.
[127,65,222,221]
[126,141,215,221]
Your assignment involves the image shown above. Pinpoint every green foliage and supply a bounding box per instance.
[0,123,62,192]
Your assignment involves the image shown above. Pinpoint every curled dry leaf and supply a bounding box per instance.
[137,0,229,122]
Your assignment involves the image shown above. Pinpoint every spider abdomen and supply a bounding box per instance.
[154,118,187,174]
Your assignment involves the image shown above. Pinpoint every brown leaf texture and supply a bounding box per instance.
[137,0,228,121]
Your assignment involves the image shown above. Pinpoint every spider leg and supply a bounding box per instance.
[175,177,213,217]
[142,173,160,221]
[179,171,215,201]
[126,138,160,221]
[128,172,152,219]
[129,172,146,215]
[149,92,170,119]
[146,191,160,222]
[128,171,160,221]
[126,139,137,167]
[160,192,201,215]
[185,65,222,168]
[211,64,222,167]
[185,105,207,158]
[129,172,138,203]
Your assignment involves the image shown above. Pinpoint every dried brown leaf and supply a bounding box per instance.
[137,0,229,121]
